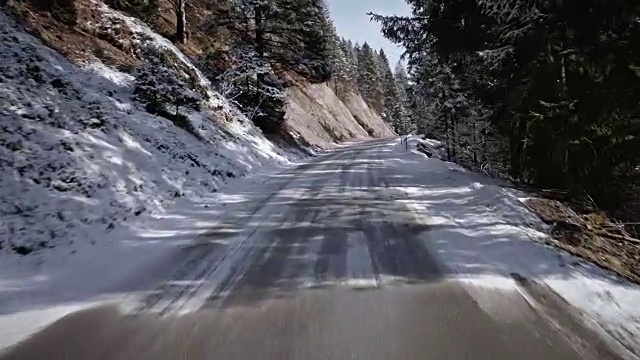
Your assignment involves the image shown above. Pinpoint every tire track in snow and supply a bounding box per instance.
[214,150,362,307]
[357,144,443,286]
[134,141,406,313]
[132,150,346,314]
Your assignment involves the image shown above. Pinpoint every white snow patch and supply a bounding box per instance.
[453,274,518,291]
[83,61,135,88]
[0,301,106,349]
[342,278,379,289]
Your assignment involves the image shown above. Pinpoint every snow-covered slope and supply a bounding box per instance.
[0,8,301,258]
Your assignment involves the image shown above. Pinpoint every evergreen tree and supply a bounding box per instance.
[322,7,355,98]
[356,42,384,114]
[134,45,202,134]
[341,39,358,82]
[346,40,359,67]
[377,49,401,130]
[273,0,333,82]
[393,61,412,134]
[339,39,359,90]
[134,45,201,116]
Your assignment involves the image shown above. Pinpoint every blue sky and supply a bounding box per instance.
[326,0,411,67]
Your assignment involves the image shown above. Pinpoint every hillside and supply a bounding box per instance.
[285,83,393,148]
[0,0,391,260]
[0,8,293,255]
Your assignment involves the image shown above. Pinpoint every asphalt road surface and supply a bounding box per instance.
[0,139,624,360]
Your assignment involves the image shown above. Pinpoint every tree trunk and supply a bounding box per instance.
[254,5,265,94]
[480,126,487,164]
[444,112,452,161]
[451,111,457,161]
[472,120,478,165]
[175,0,187,43]
[550,40,570,187]
[253,4,266,124]
[509,116,527,181]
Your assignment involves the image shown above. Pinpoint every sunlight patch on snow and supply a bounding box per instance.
[545,276,640,351]
[83,62,134,87]
[343,278,379,289]
[346,231,376,285]
[119,132,153,156]
[138,230,197,239]
[453,274,517,291]
[403,185,474,196]
[0,301,105,349]
[216,194,249,204]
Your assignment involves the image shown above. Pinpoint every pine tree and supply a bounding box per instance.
[356,43,384,114]
[346,40,359,67]
[134,45,201,113]
[328,40,354,98]
[134,45,201,133]
[339,39,358,90]
[273,0,333,82]
[376,49,400,130]
[393,61,412,134]
[322,6,355,98]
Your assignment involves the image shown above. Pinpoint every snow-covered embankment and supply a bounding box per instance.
[395,137,640,359]
[0,7,303,348]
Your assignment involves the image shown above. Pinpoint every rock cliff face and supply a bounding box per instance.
[284,83,395,149]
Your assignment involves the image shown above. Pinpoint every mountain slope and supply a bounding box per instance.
[0,7,303,257]
[285,83,393,148]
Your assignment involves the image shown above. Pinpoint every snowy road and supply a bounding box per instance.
[0,139,632,359]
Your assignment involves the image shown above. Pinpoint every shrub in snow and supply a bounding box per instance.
[133,45,201,135]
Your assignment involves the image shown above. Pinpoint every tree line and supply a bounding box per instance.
[372,0,640,212]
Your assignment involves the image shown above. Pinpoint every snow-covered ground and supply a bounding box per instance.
[392,137,640,358]
[0,7,306,348]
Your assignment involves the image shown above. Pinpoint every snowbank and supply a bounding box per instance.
[385,137,640,358]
